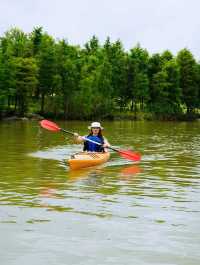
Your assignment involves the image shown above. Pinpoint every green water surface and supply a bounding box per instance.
[0,120,199,265]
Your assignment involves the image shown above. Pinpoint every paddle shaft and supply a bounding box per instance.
[61,128,75,136]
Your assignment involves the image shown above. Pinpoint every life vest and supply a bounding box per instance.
[83,135,104,152]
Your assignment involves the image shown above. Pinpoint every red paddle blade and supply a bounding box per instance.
[40,119,61,132]
[118,150,141,161]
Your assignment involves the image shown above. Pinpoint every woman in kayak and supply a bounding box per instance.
[74,122,110,152]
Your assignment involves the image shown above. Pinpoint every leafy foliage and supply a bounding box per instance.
[0,28,199,120]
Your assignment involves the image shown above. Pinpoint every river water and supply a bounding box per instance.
[0,120,199,265]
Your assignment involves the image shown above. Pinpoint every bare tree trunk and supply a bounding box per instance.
[40,93,45,114]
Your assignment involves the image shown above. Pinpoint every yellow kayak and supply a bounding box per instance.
[68,152,110,170]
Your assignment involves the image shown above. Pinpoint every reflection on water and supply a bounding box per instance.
[0,120,200,265]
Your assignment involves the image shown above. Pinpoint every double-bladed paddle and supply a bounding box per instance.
[40,119,141,162]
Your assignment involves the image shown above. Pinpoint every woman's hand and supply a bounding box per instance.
[103,143,110,148]
[74,133,84,142]
[73,132,79,137]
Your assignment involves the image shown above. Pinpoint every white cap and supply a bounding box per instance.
[88,122,104,130]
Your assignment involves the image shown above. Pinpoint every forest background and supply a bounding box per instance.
[0,27,199,121]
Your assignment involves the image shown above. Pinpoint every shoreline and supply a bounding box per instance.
[0,112,199,122]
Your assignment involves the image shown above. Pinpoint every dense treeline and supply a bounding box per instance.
[0,27,199,120]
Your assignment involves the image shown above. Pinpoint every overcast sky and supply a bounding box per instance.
[1,0,200,58]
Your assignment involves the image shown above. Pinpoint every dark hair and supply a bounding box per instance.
[89,128,103,137]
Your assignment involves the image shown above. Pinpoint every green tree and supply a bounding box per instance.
[84,35,100,55]
[103,39,128,111]
[148,53,163,110]
[196,63,200,109]
[161,50,173,63]
[1,28,31,57]
[0,48,7,110]
[37,34,56,114]
[150,59,181,116]
[128,44,149,113]
[31,26,43,55]
[0,28,32,112]
[92,58,114,118]
[11,57,38,115]
[54,40,80,118]
[177,49,198,113]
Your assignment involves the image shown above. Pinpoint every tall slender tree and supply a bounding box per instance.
[37,34,56,114]
[177,49,198,113]
[128,44,149,113]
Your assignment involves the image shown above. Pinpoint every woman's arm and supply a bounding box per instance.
[103,137,110,148]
